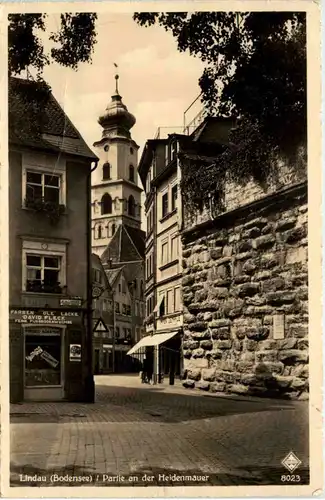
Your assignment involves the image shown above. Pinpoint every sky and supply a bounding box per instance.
[41,13,205,158]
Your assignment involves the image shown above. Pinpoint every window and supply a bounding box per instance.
[171,141,178,161]
[102,163,111,180]
[118,283,121,292]
[26,171,61,206]
[101,193,112,214]
[171,235,178,261]
[98,225,102,239]
[104,145,110,152]
[115,302,120,314]
[158,294,165,317]
[130,147,134,155]
[129,165,135,182]
[171,185,178,211]
[126,305,131,316]
[161,241,168,265]
[128,195,135,216]
[26,254,61,294]
[162,193,168,218]
[174,287,181,312]
[167,289,174,314]
[122,304,127,315]
[111,223,116,236]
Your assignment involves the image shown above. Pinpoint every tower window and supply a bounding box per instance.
[98,225,102,239]
[129,165,135,182]
[102,163,111,180]
[128,195,135,216]
[104,145,109,152]
[112,223,116,236]
[101,193,112,214]
[130,147,134,155]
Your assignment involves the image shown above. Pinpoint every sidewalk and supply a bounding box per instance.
[10,375,309,487]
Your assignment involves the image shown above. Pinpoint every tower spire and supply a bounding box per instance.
[114,63,119,95]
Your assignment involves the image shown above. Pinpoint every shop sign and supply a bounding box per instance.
[60,297,83,307]
[26,346,59,368]
[69,344,81,361]
[10,309,81,325]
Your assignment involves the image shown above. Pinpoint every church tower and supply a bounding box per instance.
[91,74,142,257]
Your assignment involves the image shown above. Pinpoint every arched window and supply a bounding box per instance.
[111,223,116,236]
[98,225,102,239]
[102,162,111,180]
[101,193,112,214]
[128,195,135,216]
[129,165,135,182]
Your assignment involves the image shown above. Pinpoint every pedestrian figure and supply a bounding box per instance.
[142,357,148,383]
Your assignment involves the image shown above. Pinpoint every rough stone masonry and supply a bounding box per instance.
[181,182,308,400]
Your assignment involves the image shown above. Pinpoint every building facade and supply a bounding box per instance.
[91,75,142,257]
[9,77,97,403]
[136,134,185,383]
[91,253,114,374]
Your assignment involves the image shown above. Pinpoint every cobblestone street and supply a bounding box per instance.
[10,375,309,487]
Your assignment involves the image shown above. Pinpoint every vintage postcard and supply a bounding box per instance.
[0,0,323,497]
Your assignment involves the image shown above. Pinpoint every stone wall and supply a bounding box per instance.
[181,182,308,400]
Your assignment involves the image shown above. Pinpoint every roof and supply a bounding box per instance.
[105,266,124,287]
[101,224,145,264]
[91,253,112,291]
[9,76,98,161]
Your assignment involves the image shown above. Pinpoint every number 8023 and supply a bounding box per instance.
[281,475,301,482]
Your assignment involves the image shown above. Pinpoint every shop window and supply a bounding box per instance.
[129,165,135,182]
[25,330,62,387]
[25,171,61,207]
[101,193,112,214]
[128,195,135,216]
[25,254,62,294]
[171,184,178,211]
[102,162,111,180]
[162,193,168,217]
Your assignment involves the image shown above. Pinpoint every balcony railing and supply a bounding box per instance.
[26,280,63,294]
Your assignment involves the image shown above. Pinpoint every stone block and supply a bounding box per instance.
[297,338,308,350]
[261,223,274,234]
[279,338,298,350]
[246,327,270,341]
[183,350,192,359]
[192,331,211,341]
[234,275,251,284]
[188,322,207,332]
[183,380,195,389]
[259,361,284,375]
[233,327,246,340]
[273,375,293,388]
[245,339,259,351]
[259,340,278,350]
[211,327,230,340]
[210,382,226,392]
[182,249,192,258]
[183,294,195,306]
[241,373,258,385]
[291,273,308,286]
[192,348,205,359]
[297,286,308,301]
[195,290,208,302]
[291,377,306,390]
[245,305,274,316]
[209,318,231,328]
[286,247,308,265]
[288,324,308,338]
[246,296,267,306]
[243,217,268,230]
[201,340,213,350]
[183,340,200,350]
[198,251,210,263]
[219,359,236,371]
[235,251,253,261]
[215,340,232,350]
[187,369,201,381]
[242,260,257,274]
[183,313,196,324]
[253,234,276,250]
[228,384,249,395]
[210,287,229,299]
[278,349,308,364]
[236,282,260,297]
[255,270,272,280]
[237,241,252,253]
[275,218,296,232]
[237,363,255,374]
[202,368,217,381]
[255,350,278,362]
[261,277,286,293]
[207,349,223,360]
[266,291,296,305]
[197,380,210,391]
[260,254,278,269]
[284,226,307,244]
[182,275,195,286]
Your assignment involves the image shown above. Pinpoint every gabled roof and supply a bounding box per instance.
[101,224,145,264]
[105,266,124,287]
[9,76,98,161]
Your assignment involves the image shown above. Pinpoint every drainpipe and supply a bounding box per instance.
[85,159,98,403]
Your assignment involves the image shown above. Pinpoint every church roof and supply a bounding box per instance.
[101,224,145,264]
[9,76,97,161]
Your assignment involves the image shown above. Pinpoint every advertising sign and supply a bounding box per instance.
[59,297,83,307]
[25,346,59,368]
[10,309,81,325]
[69,344,81,361]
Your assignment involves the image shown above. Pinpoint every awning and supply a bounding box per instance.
[127,331,178,356]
